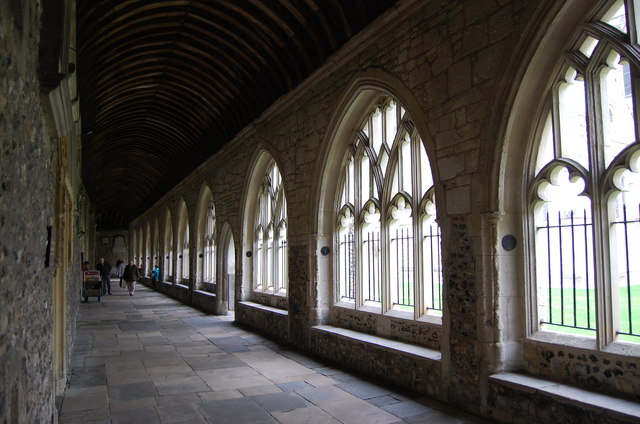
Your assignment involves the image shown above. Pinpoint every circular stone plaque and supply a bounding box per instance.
[502,234,517,251]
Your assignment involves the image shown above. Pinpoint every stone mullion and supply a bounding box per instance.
[585,59,615,348]
[411,132,425,319]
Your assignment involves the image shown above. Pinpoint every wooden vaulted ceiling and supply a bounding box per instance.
[77,0,398,229]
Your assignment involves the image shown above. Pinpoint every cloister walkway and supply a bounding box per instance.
[57,281,484,424]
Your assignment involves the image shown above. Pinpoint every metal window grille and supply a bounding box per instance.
[266,239,274,290]
[182,247,189,279]
[277,238,287,292]
[611,203,640,337]
[205,241,214,282]
[255,240,263,290]
[424,223,443,311]
[338,230,355,300]
[391,227,413,307]
[363,231,381,302]
[537,208,596,331]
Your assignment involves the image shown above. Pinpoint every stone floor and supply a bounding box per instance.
[58,281,488,424]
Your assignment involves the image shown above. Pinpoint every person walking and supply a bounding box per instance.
[152,264,160,283]
[116,259,126,288]
[122,260,139,296]
[96,257,112,295]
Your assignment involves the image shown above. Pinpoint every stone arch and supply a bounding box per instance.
[152,217,159,269]
[496,0,602,370]
[112,234,126,260]
[144,221,151,274]
[312,68,437,324]
[176,198,190,284]
[195,184,215,289]
[219,220,236,312]
[240,146,287,303]
[163,207,174,281]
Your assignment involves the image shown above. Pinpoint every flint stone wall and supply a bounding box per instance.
[0,1,57,423]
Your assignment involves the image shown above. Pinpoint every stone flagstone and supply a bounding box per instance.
[58,283,485,424]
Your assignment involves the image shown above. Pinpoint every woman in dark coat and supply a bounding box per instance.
[122,260,140,296]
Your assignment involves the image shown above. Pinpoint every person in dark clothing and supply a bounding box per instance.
[116,259,126,288]
[96,257,112,295]
[122,260,140,296]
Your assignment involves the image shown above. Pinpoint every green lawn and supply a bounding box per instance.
[543,285,640,342]
[393,281,443,315]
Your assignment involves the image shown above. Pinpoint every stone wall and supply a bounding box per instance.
[310,328,442,397]
[523,340,640,401]
[488,377,639,424]
[130,0,640,422]
[235,303,290,342]
[330,308,442,351]
[0,1,57,423]
[95,230,128,270]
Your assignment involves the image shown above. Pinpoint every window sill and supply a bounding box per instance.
[239,301,288,315]
[528,330,640,359]
[253,289,287,297]
[194,289,216,298]
[602,339,640,357]
[332,303,443,326]
[385,308,413,320]
[334,300,356,309]
[417,313,443,326]
[528,329,597,351]
[332,302,388,315]
[359,304,382,314]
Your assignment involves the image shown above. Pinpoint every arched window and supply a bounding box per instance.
[152,219,159,274]
[130,230,137,263]
[145,222,151,274]
[254,161,288,294]
[177,201,190,283]
[164,210,173,282]
[182,223,190,280]
[221,222,236,310]
[335,96,442,318]
[204,202,216,283]
[113,234,126,260]
[528,0,639,343]
[137,227,143,264]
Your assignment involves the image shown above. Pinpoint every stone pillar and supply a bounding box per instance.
[288,243,311,349]
[443,217,481,408]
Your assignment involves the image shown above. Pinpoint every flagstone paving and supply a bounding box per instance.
[58,282,487,424]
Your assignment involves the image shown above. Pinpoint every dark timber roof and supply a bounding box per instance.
[77,0,397,229]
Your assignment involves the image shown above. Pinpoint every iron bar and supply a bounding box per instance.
[570,210,577,327]
[546,210,553,324]
[623,204,632,335]
[558,210,565,325]
[583,208,592,329]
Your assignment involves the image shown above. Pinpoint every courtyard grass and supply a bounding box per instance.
[543,285,640,343]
